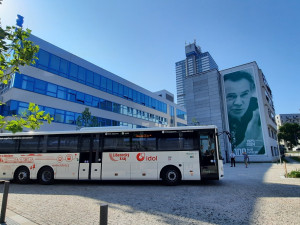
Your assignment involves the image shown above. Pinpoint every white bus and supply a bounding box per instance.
[0,126,224,185]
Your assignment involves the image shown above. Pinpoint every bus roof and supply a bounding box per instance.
[0,125,218,136]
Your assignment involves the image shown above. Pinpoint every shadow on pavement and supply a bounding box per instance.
[3,163,300,225]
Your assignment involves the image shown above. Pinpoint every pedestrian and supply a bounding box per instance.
[230,151,236,167]
[243,152,249,168]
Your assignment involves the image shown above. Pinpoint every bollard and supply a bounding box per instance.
[284,161,288,177]
[0,181,10,223]
[99,204,108,225]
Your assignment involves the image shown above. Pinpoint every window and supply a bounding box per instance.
[78,67,86,83]
[99,99,106,110]
[92,97,99,108]
[0,137,18,153]
[46,136,59,152]
[38,50,49,69]
[113,81,118,95]
[100,76,106,91]
[66,112,75,124]
[106,79,112,94]
[106,101,112,111]
[34,79,46,94]
[123,86,128,98]
[80,135,91,152]
[59,58,69,77]
[9,100,18,115]
[118,84,123,97]
[158,132,180,150]
[18,102,29,115]
[132,132,156,151]
[19,136,43,153]
[128,88,133,100]
[49,54,60,72]
[103,134,131,152]
[57,86,67,100]
[85,94,92,106]
[94,73,101,88]
[69,63,78,80]
[54,109,65,123]
[47,83,57,97]
[132,90,137,102]
[22,76,34,91]
[76,92,85,104]
[67,89,76,102]
[44,107,55,117]
[112,103,120,113]
[86,70,93,86]
[59,135,78,152]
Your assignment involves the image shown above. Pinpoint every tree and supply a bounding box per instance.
[0,22,53,133]
[277,123,300,150]
[191,118,200,126]
[76,108,98,129]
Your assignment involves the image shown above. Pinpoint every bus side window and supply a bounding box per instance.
[79,135,91,163]
[0,137,18,153]
[19,136,42,153]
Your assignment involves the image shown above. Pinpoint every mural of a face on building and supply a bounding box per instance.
[223,69,265,155]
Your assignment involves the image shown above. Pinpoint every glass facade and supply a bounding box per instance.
[176,109,187,120]
[32,49,167,114]
[1,100,145,128]
[11,73,168,125]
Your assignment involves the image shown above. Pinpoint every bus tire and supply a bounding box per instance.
[14,166,30,184]
[38,167,54,185]
[161,166,181,186]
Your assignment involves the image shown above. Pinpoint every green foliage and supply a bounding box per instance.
[0,25,39,86]
[286,169,300,178]
[0,103,53,133]
[76,108,98,129]
[278,123,300,150]
[191,118,200,126]
[0,22,53,133]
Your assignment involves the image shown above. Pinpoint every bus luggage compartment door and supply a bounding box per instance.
[79,163,89,180]
[91,163,101,180]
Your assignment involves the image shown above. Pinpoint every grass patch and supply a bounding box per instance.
[286,169,300,178]
[291,157,300,162]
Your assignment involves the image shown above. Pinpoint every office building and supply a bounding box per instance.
[0,35,187,132]
[275,113,300,151]
[221,62,278,162]
[176,41,278,162]
[175,42,218,107]
[183,69,229,159]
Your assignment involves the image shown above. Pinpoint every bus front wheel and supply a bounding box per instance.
[38,167,54,185]
[14,167,30,184]
[161,166,181,186]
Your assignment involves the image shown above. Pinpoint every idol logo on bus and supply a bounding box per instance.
[136,153,157,162]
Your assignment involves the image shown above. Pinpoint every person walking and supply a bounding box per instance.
[243,152,249,168]
[230,151,236,167]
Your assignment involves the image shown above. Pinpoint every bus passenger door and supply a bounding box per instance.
[90,134,101,180]
[79,134,102,180]
[199,134,218,179]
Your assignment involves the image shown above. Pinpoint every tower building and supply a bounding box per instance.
[176,41,218,107]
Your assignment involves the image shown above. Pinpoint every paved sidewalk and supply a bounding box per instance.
[1,162,300,225]
[1,209,37,225]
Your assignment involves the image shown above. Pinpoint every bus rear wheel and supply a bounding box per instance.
[14,167,30,184]
[38,167,54,185]
[162,167,181,186]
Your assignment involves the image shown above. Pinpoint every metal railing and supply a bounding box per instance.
[0,180,10,223]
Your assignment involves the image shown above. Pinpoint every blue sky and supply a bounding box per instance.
[1,0,299,114]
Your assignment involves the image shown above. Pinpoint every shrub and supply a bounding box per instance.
[286,170,300,178]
